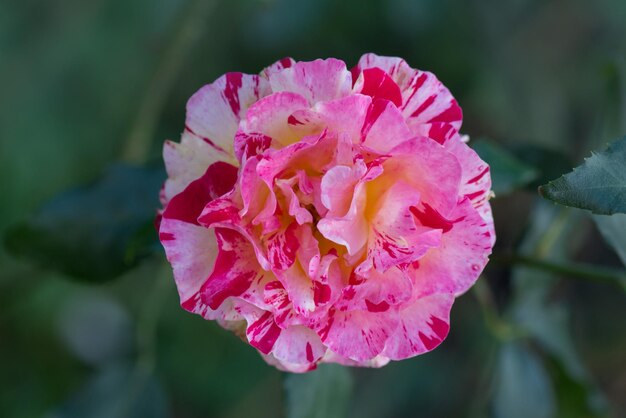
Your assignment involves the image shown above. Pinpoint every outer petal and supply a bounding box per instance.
[412,198,493,297]
[354,53,462,131]
[382,292,454,360]
[268,58,352,105]
[160,222,216,317]
[160,162,238,315]
[186,73,269,157]
[316,308,397,362]
[444,135,495,242]
[353,54,416,90]
[245,310,283,355]
[162,131,237,204]
[319,350,390,368]
[260,57,296,79]
[270,325,327,370]
[352,67,403,107]
[400,70,462,131]
[199,228,266,310]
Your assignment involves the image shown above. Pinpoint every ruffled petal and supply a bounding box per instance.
[238,92,309,147]
[162,132,237,204]
[317,181,368,256]
[354,53,462,131]
[160,162,238,316]
[382,292,454,360]
[186,73,270,157]
[260,57,296,79]
[444,135,495,242]
[384,137,462,216]
[337,264,413,312]
[352,67,403,107]
[316,308,398,362]
[199,228,266,310]
[268,58,352,105]
[268,325,327,372]
[366,181,442,271]
[412,198,493,296]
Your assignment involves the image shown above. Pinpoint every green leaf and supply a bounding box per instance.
[3,164,164,282]
[471,139,539,195]
[284,364,353,418]
[593,214,626,268]
[491,342,556,418]
[539,136,626,214]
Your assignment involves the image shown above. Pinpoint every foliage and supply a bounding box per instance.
[4,164,164,282]
[539,136,626,215]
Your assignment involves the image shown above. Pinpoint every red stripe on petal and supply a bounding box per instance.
[411,203,462,233]
[429,316,450,340]
[428,100,462,124]
[428,123,456,145]
[464,190,484,201]
[361,99,388,141]
[365,299,390,312]
[248,311,281,354]
[467,166,490,184]
[162,162,238,225]
[410,94,436,117]
[313,281,331,305]
[201,228,259,310]
[287,114,305,125]
[223,72,244,116]
[418,331,440,350]
[159,232,175,241]
[358,68,403,107]
[234,131,272,161]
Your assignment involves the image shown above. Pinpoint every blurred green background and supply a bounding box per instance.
[1,0,626,417]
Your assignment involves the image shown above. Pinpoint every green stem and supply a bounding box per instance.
[492,254,626,290]
[472,279,528,341]
[121,0,216,164]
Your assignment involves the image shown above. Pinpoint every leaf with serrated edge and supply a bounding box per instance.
[539,137,626,214]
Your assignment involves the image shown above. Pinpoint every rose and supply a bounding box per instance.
[158,54,495,372]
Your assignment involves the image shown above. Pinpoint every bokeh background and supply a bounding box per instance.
[1,0,626,417]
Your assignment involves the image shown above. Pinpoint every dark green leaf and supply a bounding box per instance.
[471,139,539,195]
[3,164,164,282]
[593,214,626,268]
[539,136,626,214]
[285,364,353,418]
[491,342,556,418]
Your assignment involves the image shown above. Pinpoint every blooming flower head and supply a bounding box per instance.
[158,54,495,372]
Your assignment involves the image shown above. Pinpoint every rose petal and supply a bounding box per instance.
[382,292,454,360]
[268,58,352,105]
[186,73,270,157]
